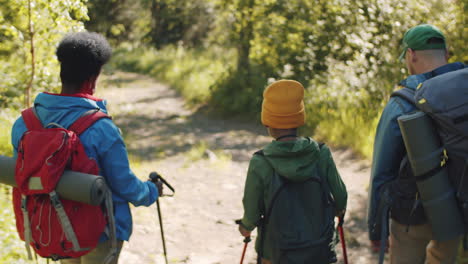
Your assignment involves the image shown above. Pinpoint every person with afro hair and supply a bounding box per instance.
[11,31,163,264]
[56,31,112,94]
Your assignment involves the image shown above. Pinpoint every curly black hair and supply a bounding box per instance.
[56,32,112,87]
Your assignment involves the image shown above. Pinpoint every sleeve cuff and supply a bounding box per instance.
[241,218,257,231]
[146,181,159,204]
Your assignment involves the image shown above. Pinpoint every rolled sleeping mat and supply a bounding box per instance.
[0,155,107,206]
[398,111,464,241]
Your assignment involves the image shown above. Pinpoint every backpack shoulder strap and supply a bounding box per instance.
[391,87,416,106]
[21,107,43,131]
[68,109,111,136]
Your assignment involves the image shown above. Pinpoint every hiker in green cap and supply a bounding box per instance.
[237,80,347,264]
[367,24,466,264]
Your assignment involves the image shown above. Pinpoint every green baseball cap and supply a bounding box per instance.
[399,24,446,61]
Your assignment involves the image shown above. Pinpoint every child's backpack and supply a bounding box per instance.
[13,107,117,262]
[392,68,468,226]
[255,145,336,264]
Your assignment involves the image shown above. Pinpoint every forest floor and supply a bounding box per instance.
[97,71,380,264]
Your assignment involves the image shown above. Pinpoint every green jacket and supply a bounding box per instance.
[240,137,347,260]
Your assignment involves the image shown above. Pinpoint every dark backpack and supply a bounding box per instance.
[392,68,468,226]
[13,107,118,262]
[388,88,427,226]
[255,146,336,264]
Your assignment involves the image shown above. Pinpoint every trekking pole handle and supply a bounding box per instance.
[149,172,175,195]
[235,220,251,243]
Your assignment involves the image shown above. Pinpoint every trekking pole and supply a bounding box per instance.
[240,236,251,264]
[156,199,168,264]
[235,220,251,264]
[338,216,349,264]
[149,172,175,264]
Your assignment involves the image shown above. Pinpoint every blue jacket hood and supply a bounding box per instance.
[33,93,109,129]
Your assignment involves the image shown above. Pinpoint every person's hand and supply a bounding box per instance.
[238,224,251,237]
[336,209,346,219]
[155,180,163,196]
[371,239,389,253]
[149,178,163,196]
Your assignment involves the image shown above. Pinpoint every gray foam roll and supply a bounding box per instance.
[0,155,107,205]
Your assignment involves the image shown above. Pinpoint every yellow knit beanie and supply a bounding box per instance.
[261,80,305,129]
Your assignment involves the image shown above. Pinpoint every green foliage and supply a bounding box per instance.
[147,0,215,48]
[0,190,34,263]
[0,0,87,108]
[0,110,16,157]
[110,0,466,160]
[85,0,143,44]
[87,0,216,49]
[111,45,235,105]
[303,0,466,158]
[0,2,87,261]
[209,65,268,115]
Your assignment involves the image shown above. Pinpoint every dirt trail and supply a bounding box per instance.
[98,72,380,264]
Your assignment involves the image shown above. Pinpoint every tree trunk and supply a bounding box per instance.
[236,0,255,79]
[26,0,35,108]
[151,0,164,49]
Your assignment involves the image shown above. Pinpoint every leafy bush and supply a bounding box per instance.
[111,0,466,160]
[111,45,235,106]
[0,0,88,108]
[209,65,269,115]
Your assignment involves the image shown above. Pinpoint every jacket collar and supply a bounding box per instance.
[400,62,466,89]
[43,92,104,102]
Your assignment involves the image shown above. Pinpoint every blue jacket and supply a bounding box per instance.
[367,62,466,241]
[11,92,159,242]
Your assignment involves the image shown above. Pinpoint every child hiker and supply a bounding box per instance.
[237,80,347,264]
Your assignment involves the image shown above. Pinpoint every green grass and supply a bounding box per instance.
[0,190,34,263]
[184,140,232,168]
[111,45,235,106]
[0,109,17,157]
[0,110,35,262]
[310,104,379,160]
[302,84,383,160]
[186,141,209,162]
[459,246,468,264]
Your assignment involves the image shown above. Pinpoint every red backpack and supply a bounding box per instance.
[13,107,117,261]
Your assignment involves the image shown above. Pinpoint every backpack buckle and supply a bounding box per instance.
[21,196,28,211]
[49,191,61,208]
[440,149,449,167]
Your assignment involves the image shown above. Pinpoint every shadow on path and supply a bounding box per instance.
[115,106,269,162]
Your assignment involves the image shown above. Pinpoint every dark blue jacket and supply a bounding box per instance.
[367,62,466,240]
[11,92,159,242]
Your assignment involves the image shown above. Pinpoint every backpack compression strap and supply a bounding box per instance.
[68,109,111,136]
[69,109,117,262]
[49,191,88,253]
[391,87,416,106]
[21,108,43,131]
